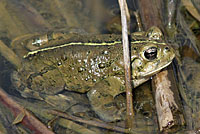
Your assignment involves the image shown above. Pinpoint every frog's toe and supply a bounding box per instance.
[20,87,44,100]
[87,89,125,122]
[94,103,123,122]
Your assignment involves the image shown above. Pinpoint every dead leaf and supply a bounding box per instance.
[12,111,25,125]
[182,0,200,22]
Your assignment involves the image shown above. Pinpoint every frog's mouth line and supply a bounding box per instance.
[142,61,173,77]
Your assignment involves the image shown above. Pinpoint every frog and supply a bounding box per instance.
[7,26,175,122]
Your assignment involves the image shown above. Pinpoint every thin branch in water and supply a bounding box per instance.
[118,0,130,25]
[49,110,129,133]
[133,11,143,31]
[118,0,135,129]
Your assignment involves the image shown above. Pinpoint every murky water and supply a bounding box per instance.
[0,0,199,134]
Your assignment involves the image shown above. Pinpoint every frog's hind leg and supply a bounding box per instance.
[87,77,126,122]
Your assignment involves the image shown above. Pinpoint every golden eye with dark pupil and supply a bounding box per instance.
[144,47,157,60]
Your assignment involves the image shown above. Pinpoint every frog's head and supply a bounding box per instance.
[131,42,175,79]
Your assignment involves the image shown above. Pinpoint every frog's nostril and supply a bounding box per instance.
[144,47,157,60]
[165,46,169,51]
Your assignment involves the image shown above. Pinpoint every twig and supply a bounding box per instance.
[133,11,143,31]
[118,0,134,128]
[118,0,130,25]
[152,70,180,131]
[167,0,176,28]
[58,118,98,134]
[49,110,129,133]
[0,87,54,134]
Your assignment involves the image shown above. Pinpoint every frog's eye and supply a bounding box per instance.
[144,47,157,60]
[146,26,163,40]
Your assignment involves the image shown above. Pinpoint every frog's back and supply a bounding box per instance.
[17,38,125,95]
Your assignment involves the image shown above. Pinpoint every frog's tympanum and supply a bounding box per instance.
[11,27,175,122]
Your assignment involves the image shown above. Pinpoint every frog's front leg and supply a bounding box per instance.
[87,76,126,122]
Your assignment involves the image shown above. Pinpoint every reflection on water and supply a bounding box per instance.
[177,46,200,130]
[181,57,200,127]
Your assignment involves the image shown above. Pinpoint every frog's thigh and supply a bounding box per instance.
[87,77,125,122]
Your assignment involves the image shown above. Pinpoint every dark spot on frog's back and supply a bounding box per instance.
[61,55,67,61]
[87,51,90,54]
